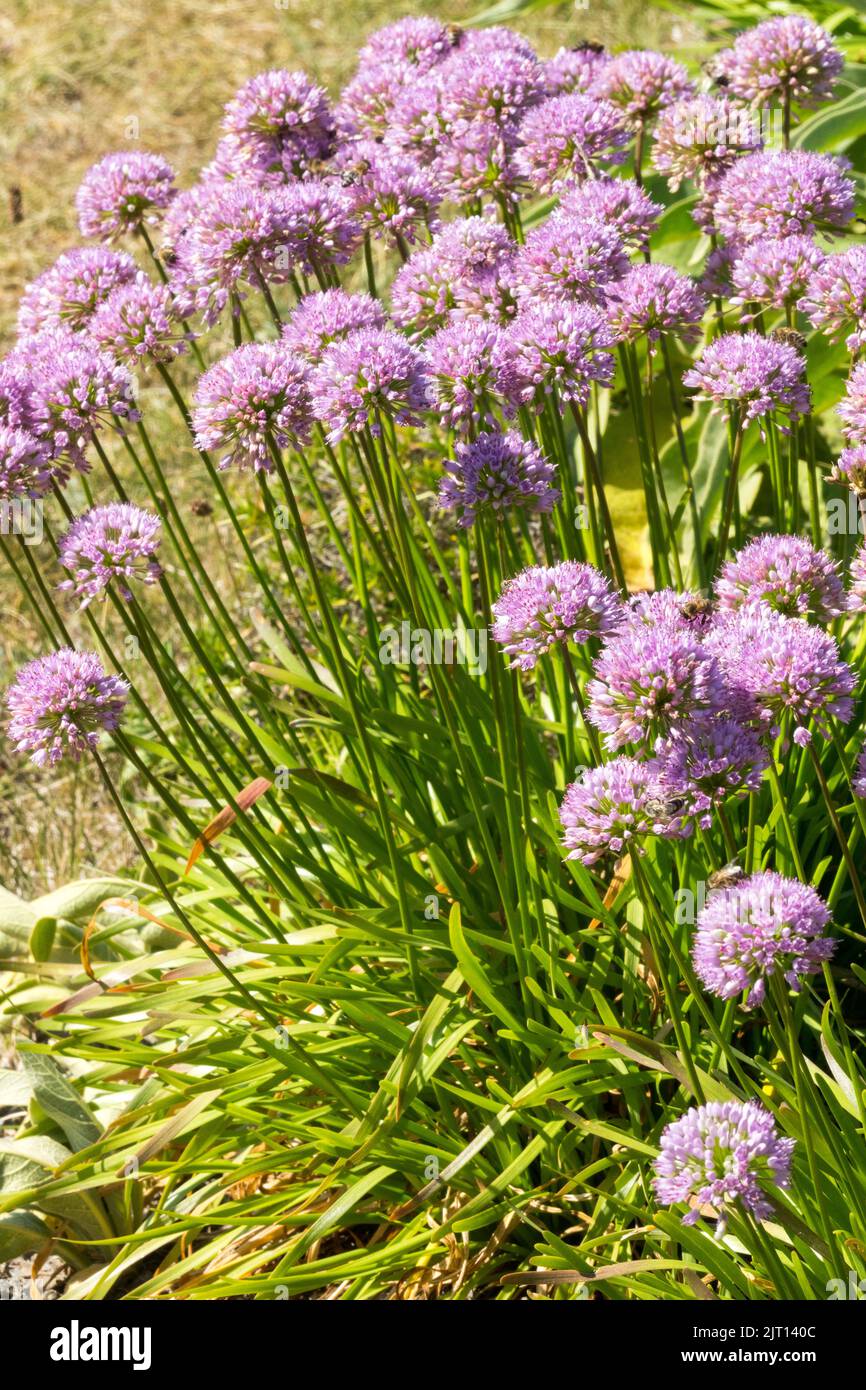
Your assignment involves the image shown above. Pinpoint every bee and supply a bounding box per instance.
[771,327,807,355]
[701,59,729,88]
[190,499,213,518]
[445,23,464,46]
[708,862,746,891]
[646,794,687,820]
[573,40,606,54]
[680,593,711,621]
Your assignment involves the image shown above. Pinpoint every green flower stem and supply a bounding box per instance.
[571,404,627,592]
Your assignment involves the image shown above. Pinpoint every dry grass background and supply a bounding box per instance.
[0,0,681,895]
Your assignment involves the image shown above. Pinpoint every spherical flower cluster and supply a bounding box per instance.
[5,648,129,767]
[729,235,824,317]
[510,213,629,307]
[653,714,768,829]
[714,15,843,110]
[683,332,809,433]
[268,179,362,277]
[90,276,186,365]
[495,300,615,409]
[390,217,515,336]
[15,330,138,469]
[693,871,834,1008]
[705,605,855,744]
[587,621,726,751]
[838,362,866,443]
[831,445,866,495]
[281,289,385,365]
[438,430,558,528]
[544,43,610,96]
[76,152,176,241]
[310,327,428,444]
[590,49,694,128]
[652,95,763,192]
[424,318,504,432]
[850,539,866,612]
[626,587,714,634]
[220,69,335,178]
[436,42,544,131]
[491,561,623,670]
[514,93,630,193]
[0,425,55,500]
[711,151,854,242]
[342,146,441,246]
[433,117,520,209]
[854,746,866,798]
[558,177,662,250]
[58,503,162,606]
[799,245,866,354]
[716,535,846,624]
[606,263,706,349]
[653,1100,794,1232]
[559,755,688,866]
[17,247,139,337]
[356,16,456,74]
[193,342,312,471]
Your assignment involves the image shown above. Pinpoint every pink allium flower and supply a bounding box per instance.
[281,289,384,366]
[76,152,176,241]
[591,49,694,128]
[850,539,866,612]
[587,621,726,751]
[17,247,139,337]
[424,318,504,432]
[5,648,129,767]
[626,588,714,634]
[220,70,335,178]
[652,94,763,192]
[390,217,516,337]
[58,503,162,606]
[831,445,866,495]
[510,213,629,307]
[340,144,441,246]
[652,713,768,829]
[558,177,662,250]
[693,870,834,1008]
[854,746,866,798]
[711,150,854,241]
[705,605,856,744]
[357,17,456,74]
[730,235,824,314]
[654,1100,794,1233]
[716,535,846,623]
[837,361,866,443]
[559,755,689,866]
[90,276,186,365]
[495,300,615,409]
[438,430,558,528]
[514,93,630,192]
[192,342,312,471]
[14,330,138,470]
[0,425,55,500]
[715,16,843,110]
[491,561,624,670]
[310,327,428,444]
[437,42,544,130]
[799,245,866,353]
[683,332,809,433]
[606,263,706,349]
[544,43,610,97]
[434,118,520,209]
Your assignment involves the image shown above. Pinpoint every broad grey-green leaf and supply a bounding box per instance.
[17,1052,101,1151]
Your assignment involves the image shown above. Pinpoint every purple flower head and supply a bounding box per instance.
[437,43,544,130]
[716,534,846,623]
[335,65,407,142]
[17,248,139,337]
[850,538,866,613]
[0,358,35,431]
[281,289,384,366]
[606,263,706,349]
[425,318,504,432]
[544,43,611,97]
[455,27,539,65]
[654,1100,794,1232]
[221,70,335,178]
[0,425,55,500]
[653,713,768,829]
[652,95,764,192]
[514,94,630,193]
[683,332,809,434]
[699,242,743,300]
[495,300,615,410]
[434,117,520,209]
[16,330,138,469]
[511,213,629,307]
[693,870,834,1008]
[711,151,854,241]
[5,648,129,768]
[58,503,162,606]
[730,235,825,314]
[384,72,450,168]
[588,621,726,752]
[560,755,689,867]
[90,276,185,365]
[269,179,362,277]
[311,327,428,444]
[715,16,843,110]
[76,152,176,241]
[193,342,311,471]
[439,429,558,529]
[558,177,662,251]
[831,445,866,495]
[705,605,855,744]
[591,49,694,128]
[799,245,866,353]
[339,144,441,247]
[358,17,456,74]
[391,217,515,336]
[838,362,866,444]
[491,561,624,670]
[626,587,715,634]
[854,746,866,798]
